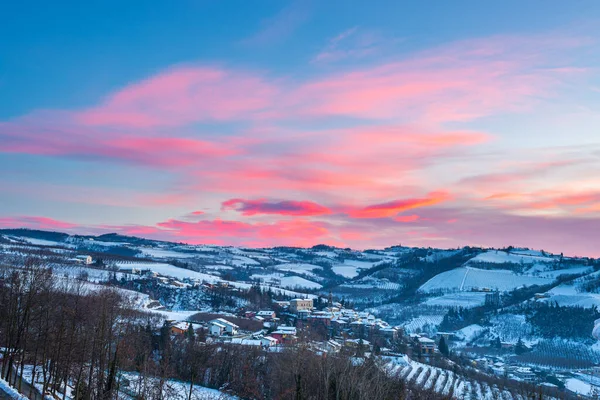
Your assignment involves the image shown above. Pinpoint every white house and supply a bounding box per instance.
[75,255,93,265]
[209,318,239,335]
[261,336,278,347]
[209,321,226,336]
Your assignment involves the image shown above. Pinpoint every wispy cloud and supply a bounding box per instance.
[240,1,311,46]
[313,27,401,63]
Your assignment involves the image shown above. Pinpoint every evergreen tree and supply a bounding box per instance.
[493,337,501,349]
[515,338,527,355]
[438,336,449,356]
[186,324,195,341]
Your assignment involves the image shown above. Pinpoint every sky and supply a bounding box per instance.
[1,1,600,256]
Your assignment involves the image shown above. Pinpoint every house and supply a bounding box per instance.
[323,340,342,353]
[534,293,550,300]
[270,326,297,344]
[511,367,536,382]
[209,318,239,335]
[307,311,333,327]
[500,342,514,350]
[170,322,190,336]
[273,300,290,308]
[379,327,399,340]
[209,321,227,336]
[345,339,371,351]
[208,318,239,336]
[290,298,313,313]
[75,255,93,265]
[257,310,276,320]
[261,336,278,347]
[417,337,436,355]
[229,338,263,347]
[118,268,141,274]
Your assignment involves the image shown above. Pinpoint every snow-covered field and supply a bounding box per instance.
[383,357,547,400]
[332,265,360,278]
[340,278,401,290]
[543,284,600,308]
[116,261,221,282]
[271,263,322,278]
[423,292,486,308]
[142,247,198,259]
[251,273,322,289]
[454,324,487,342]
[565,377,593,396]
[331,258,387,278]
[419,267,553,293]
[401,315,444,334]
[467,250,553,265]
[526,266,593,279]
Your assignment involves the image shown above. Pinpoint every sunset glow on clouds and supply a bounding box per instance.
[1,2,600,256]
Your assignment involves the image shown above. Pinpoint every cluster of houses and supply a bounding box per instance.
[281,298,403,344]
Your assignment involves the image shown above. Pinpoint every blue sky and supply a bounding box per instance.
[1,1,600,255]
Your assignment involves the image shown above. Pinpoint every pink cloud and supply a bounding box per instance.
[0,118,237,168]
[77,67,278,128]
[290,34,588,124]
[350,191,451,218]
[156,218,335,247]
[394,214,420,223]
[222,198,331,216]
[0,216,78,230]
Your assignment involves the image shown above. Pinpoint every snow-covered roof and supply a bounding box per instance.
[210,318,238,328]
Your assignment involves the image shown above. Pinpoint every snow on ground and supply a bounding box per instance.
[565,378,592,396]
[332,265,360,278]
[455,324,486,342]
[543,284,600,308]
[419,267,553,293]
[340,277,401,290]
[401,315,444,334]
[423,292,487,308]
[114,262,317,299]
[272,263,322,277]
[0,377,27,399]
[383,358,523,400]
[50,264,117,282]
[489,314,534,343]
[13,236,68,247]
[229,255,261,266]
[142,248,197,259]
[331,259,382,278]
[121,373,237,400]
[116,262,221,282]
[526,266,593,279]
[152,309,201,322]
[202,264,234,271]
[21,364,72,399]
[467,250,553,265]
[251,273,322,290]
